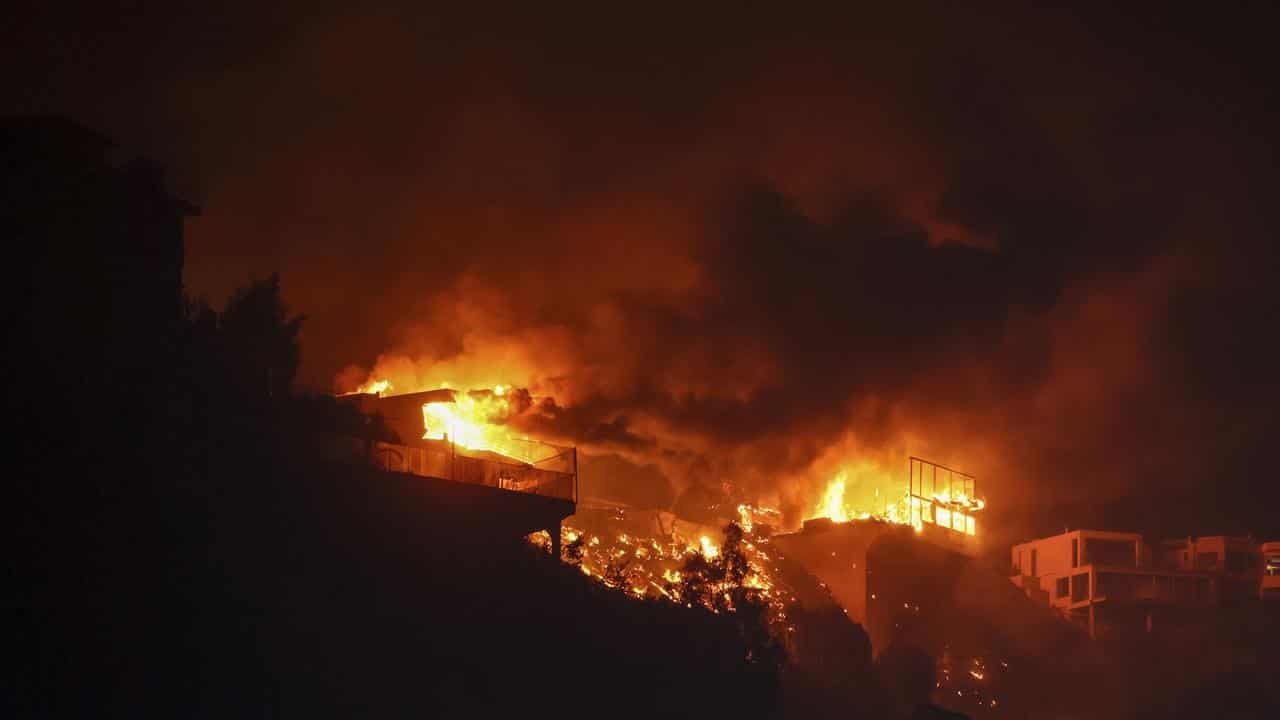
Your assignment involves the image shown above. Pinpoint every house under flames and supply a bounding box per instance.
[335,388,578,554]
[773,458,1001,654]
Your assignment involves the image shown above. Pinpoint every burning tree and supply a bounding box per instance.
[668,521,786,669]
[530,514,791,670]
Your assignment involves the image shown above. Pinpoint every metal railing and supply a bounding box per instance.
[908,456,982,538]
[369,438,577,503]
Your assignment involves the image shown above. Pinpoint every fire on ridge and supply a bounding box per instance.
[804,457,985,540]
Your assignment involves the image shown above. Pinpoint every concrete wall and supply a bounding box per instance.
[866,530,1084,659]
[1013,530,1142,578]
[773,521,896,635]
[775,521,1077,659]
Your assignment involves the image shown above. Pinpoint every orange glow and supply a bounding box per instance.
[355,378,391,395]
[804,461,988,537]
[918,489,983,536]
[699,535,719,559]
[806,467,918,531]
[815,472,852,523]
[527,518,795,635]
[420,385,532,461]
[931,490,986,512]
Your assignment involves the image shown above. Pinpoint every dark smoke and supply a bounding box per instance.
[7,2,1277,540]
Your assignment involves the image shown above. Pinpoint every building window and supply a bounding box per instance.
[1071,573,1089,602]
[1085,538,1137,567]
[1056,577,1070,598]
[1196,552,1220,571]
[1072,538,1079,568]
[1226,550,1249,573]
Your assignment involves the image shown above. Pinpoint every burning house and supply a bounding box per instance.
[770,459,1087,716]
[335,385,578,552]
[772,458,994,652]
[340,386,577,500]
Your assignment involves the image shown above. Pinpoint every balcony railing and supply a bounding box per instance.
[369,438,577,503]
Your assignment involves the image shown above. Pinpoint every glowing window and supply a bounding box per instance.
[936,507,952,529]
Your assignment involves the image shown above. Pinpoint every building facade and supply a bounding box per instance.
[1010,530,1216,638]
[1156,535,1265,606]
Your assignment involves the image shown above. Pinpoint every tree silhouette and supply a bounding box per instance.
[564,533,586,564]
[218,273,305,403]
[670,521,787,671]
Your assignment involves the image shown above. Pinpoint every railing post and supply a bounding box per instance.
[548,522,561,560]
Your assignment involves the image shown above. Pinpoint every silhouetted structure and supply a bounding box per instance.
[4,116,196,404]
[6,116,200,717]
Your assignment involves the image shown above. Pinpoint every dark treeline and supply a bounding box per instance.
[5,117,950,719]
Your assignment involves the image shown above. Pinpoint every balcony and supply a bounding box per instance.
[370,438,578,503]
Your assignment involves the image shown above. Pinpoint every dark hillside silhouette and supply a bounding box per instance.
[5,116,795,718]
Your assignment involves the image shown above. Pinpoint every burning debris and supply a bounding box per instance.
[528,504,796,639]
[935,648,1007,715]
[350,376,1008,710]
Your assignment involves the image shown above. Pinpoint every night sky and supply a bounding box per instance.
[7,2,1278,544]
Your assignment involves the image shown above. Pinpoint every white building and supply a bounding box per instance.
[1261,541,1280,601]
[1009,530,1215,638]
[1156,535,1265,605]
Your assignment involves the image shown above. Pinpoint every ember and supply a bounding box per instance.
[529,506,798,638]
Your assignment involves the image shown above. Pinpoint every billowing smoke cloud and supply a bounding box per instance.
[10,3,1276,540]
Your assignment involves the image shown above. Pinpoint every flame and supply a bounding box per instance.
[807,468,918,530]
[420,385,529,460]
[351,373,531,458]
[926,491,981,536]
[355,378,391,395]
[806,463,987,537]
[816,472,852,523]
[932,490,986,512]
[699,536,719,559]
[528,518,795,635]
